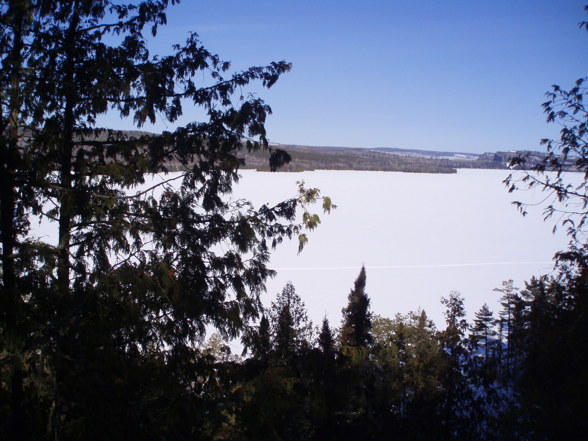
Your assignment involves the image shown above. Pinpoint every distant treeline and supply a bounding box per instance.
[85,131,543,174]
[162,142,552,174]
[238,144,509,173]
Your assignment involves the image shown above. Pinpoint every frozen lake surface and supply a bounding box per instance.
[230,169,571,329]
[29,168,573,331]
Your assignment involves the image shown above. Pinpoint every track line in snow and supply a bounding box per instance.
[273,261,554,271]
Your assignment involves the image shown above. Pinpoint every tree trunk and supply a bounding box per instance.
[51,5,81,440]
[1,5,27,440]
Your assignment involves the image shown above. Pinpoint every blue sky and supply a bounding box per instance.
[101,0,588,154]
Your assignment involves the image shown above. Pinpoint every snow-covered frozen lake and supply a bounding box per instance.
[29,168,574,331]
[230,168,571,329]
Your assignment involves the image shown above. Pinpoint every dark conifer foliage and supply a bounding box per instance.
[438,292,476,440]
[0,2,330,440]
[340,266,373,349]
[470,303,497,362]
[504,272,588,440]
[232,272,588,441]
[318,316,335,358]
[1,3,587,441]
[494,280,521,377]
[241,314,272,360]
[269,282,313,361]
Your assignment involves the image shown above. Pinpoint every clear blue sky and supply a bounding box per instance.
[101,0,588,154]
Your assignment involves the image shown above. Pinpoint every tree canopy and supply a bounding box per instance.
[0,1,331,439]
[1,2,587,441]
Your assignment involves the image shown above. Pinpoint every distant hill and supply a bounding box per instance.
[240,144,513,173]
[95,130,547,174]
[371,147,480,161]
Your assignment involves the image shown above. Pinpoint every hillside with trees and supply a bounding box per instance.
[1,2,587,441]
[217,144,535,173]
[238,144,503,173]
[101,136,527,174]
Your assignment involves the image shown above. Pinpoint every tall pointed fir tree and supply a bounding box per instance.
[256,315,272,360]
[340,266,373,350]
[335,267,377,439]
[318,316,335,359]
[0,2,332,440]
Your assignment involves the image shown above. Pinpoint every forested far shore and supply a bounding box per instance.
[80,130,540,173]
[52,128,561,174]
[238,144,501,173]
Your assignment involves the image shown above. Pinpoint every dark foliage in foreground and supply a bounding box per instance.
[198,267,588,441]
[0,2,329,440]
[2,2,587,440]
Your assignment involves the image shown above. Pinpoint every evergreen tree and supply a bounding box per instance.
[241,314,272,360]
[269,282,313,361]
[494,280,521,376]
[502,271,588,440]
[233,285,318,441]
[468,304,507,439]
[499,11,588,434]
[257,315,272,359]
[318,316,335,358]
[438,292,475,440]
[329,268,378,439]
[470,303,497,362]
[340,266,373,349]
[0,2,331,439]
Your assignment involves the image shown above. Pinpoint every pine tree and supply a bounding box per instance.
[269,282,313,361]
[335,267,377,439]
[470,303,497,362]
[340,266,373,349]
[498,271,588,440]
[495,280,520,376]
[0,2,331,439]
[438,291,474,440]
[257,315,272,359]
[391,311,443,438]
[318,316,335,358]
[543,272,588,438]
[242,314,272,360]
